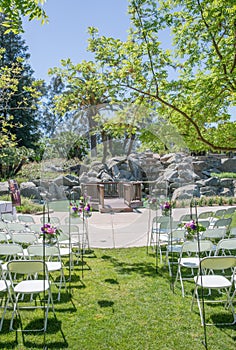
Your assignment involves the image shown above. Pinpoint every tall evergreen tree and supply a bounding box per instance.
[0,14,42,150]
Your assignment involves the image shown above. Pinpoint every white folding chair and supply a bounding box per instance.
[198,211,213,220]
[27,244,66,301]
[175,240,214,297]
[17,215,35,225]
[0,243,25,271]
[0,264,11,331]
[6,223,28,237]
[11,232,38,258]
[150,216,173,263]
[63,218,90,251]
[213,217,232,230]
[1,213,15,223]
[215,238,236,257]
[191,256,236,326]
[201,227,227,249]
[7,260,55,332]
[28,224,42,236]
[166,229,186,276]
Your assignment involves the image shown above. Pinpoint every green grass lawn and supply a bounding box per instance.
[1,247,236,350]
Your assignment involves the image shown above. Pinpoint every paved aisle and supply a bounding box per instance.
[31,206,232,249]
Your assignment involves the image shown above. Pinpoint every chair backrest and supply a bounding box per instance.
[179,214,197,222]
[198,220,210,228]
[59,224,79,234]
[0,221,7,232]
[213,209,226,219]
[7,259,48,276]
[11,232,38,245]
[40,216,61,225]
[200,256,236,271]
[0,243,24,256]
[7,222,27,233]
[213,217,232,229]
[159,221,172,234]
[215,238,236,255]
[198,211,213,220]
[168,229,185,243]
[27,243,61,258]
[181,240,214,254]
[1,213,15,223]
[64,216,83,225]
[28,224,42,234]
[224,207,236,216]
[201,227,227,240]
[0,231,8,243]
[172,221,181,230]
[17,215,35,224]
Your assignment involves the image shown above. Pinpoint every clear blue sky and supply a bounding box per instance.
[22,0,130,82]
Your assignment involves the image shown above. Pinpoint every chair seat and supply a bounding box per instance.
[46,261,62,272]
[167,244,182,253]
[157,233,169,243]
[0,279,10,291]
[59,239,79,245]
[179,257,200,268]
[194,275,232,289]
[59,247,72,256]
[14,280,49,294]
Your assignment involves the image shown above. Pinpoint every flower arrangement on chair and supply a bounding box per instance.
[160,201,171,216]
[70,195,92,218]
[40,223,61,244]
[180,220,206,240]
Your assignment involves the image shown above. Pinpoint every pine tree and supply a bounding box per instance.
[0,15,42,150]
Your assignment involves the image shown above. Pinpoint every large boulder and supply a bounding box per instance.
[220,158,236,173]
[172,184,200,201]
[20,182,41,200]
[0,181,9,196]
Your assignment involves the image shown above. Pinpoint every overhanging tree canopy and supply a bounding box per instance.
[86,0,236,152]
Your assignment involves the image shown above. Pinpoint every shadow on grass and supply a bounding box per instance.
[21,317,68,349]
[104,278,119,285]
[101,254,167,278]
[0,318,68,349]
[98,300,114,308]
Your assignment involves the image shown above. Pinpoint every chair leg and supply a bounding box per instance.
[0,295,9,331]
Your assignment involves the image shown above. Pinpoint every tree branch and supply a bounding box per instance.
[121,83,236,152]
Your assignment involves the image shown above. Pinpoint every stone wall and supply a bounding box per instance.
[1,152,236,202]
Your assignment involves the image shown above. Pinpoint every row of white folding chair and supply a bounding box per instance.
[198,207,235,222]
[167,226,229,276]
[174,235,236,296]
[0,260,56,332]
[0,242,66,301]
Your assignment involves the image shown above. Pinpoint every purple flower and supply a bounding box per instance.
[185,220,197,231]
